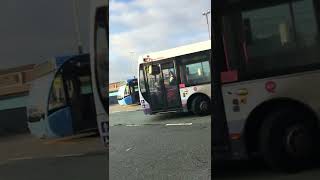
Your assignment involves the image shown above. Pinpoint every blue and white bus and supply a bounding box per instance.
[27,54,97,138]
[117,78,140,105]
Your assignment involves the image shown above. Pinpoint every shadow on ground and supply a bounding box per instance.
[149,112,208,121]
[214,160,320,180]
[213,160,275,179]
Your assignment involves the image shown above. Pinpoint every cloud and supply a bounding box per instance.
[110,0,211,82]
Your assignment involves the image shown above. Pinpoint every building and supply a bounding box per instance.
[109,81,124,93]
[0,64,36,136]
[109,81,125,105]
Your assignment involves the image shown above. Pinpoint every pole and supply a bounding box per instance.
[73,0,83,54]
[203,10,211,39]
[205,14,210,39]
[130,52,136,78]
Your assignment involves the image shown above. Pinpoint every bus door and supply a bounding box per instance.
[161,62,181,109]
[63,59,97,133]
[128,80,139,104]
[145,63,166,111]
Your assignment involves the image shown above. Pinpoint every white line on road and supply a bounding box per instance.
[125,124,141,127]
[165,123,193,126]
[55,153,86,158]
[9,157,34,161]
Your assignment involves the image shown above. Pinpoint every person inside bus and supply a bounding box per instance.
[169,71,177,86]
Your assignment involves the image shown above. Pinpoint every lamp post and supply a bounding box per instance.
[202,10,211,39]
[129,51,136,78]
[73,0,83,54]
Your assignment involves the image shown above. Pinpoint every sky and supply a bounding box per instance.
[109,0,211,83]
[0,0,90,69]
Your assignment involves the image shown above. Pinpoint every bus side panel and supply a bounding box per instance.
[47,107,73,137]
[139,91,151,115]
[180,84,211,111]
[221,70,320,158]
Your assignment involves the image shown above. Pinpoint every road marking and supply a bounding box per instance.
[165,123,193,126]
[125,124,141,127]
[55,153,86,158]
[111,109,142,114]
[9,157,34,161]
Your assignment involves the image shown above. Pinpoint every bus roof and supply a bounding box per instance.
[126,78,137,84]
[138,40,211,64]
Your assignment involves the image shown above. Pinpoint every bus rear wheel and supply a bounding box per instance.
[191,96,210,116]
[259,108,317,172]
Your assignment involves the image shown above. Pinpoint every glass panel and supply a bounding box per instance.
[162,62,180,108]
[146,64,165,110]
[65,80,75,98]
[183,61,211,86]
[48,73,67,111]
[134,85,139,92]
[124,85,130,97]
[79,76,93,95]
[223,0,320,75]
[139,64,147,94]
[179,51,211,86]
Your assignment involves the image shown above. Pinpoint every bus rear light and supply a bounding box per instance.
[179,83,186,88]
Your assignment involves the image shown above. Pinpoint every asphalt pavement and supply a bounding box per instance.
[0,153,108,180]
[110,109,320,180]
[110,111,211,180]
[0,131,108,180]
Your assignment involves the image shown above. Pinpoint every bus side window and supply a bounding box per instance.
[48,73,67,112]
[240,0,320,75]
[222,13,243,71]
[178,51,211,86]
[243,18,253,45]
[182,61,210,85]
[139,66,147,93]
[130,85,134,95]
[124,85,130,97]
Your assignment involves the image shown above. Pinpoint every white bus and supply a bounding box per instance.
[90,0,108,146]
[212,0,320,172]
[138,41,211,115]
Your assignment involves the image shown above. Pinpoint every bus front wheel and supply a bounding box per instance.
[259,108,318,172]
[191,96,210,116]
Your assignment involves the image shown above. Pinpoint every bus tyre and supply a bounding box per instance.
[191,96,210,116]
[259,108,317,172]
